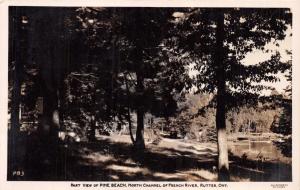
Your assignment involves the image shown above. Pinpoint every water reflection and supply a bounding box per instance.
[229,141,290,162]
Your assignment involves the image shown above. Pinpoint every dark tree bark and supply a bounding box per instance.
[135,72,145,149]
[9,13,21,177]
[88,87,98,142]
[133,32,146,149]
[8,7,28,178]
[58,81,67,132]
[124,75,135,144]
[214,11,230,181]
[38,40,64,148]
[127,108,135,144]
[9,56,22,172]
[88,115,96,142]
[41,87,60,142]
[37,55,62,174]
[10,11,23,135]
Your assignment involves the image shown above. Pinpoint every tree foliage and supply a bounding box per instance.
[8,7,292,181]
[173,8,292,180]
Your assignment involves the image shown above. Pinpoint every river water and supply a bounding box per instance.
[229,141,290,163]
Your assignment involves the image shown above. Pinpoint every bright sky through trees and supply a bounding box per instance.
[242,26,292,95]
[188,26,292,95]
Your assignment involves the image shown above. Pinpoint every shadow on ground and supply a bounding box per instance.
[7,133,292,181]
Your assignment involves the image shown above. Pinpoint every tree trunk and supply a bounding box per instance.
[127,108,135,144]
[88,88,97,142]
[88,115,96,142]
[11,65,21,134]
[8,7,26,177]
[135,72,145,150]
[37,84,61,178]
[10,48,23,173]
[38,35,63,145]
[215,11,230,181]
[124,75,136,144]
[135,109,145,149]
[58,82,66,132]
[41,88,60,142]
[39,50,60,145]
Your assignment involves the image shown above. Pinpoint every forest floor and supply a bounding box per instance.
[10,133,292,181]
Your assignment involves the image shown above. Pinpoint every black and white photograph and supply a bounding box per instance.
[5,4,295,185]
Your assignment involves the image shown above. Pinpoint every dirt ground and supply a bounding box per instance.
[9,133,292,181]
